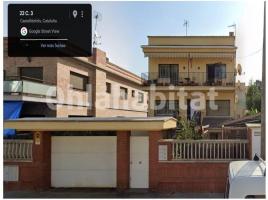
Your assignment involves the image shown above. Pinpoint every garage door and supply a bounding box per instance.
[51,136,116,187]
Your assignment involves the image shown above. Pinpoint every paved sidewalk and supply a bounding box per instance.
[4,188,224,198]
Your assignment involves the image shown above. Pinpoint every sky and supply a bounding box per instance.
[3,0,265,84]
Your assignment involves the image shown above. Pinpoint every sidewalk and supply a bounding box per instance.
[4,188,224,198]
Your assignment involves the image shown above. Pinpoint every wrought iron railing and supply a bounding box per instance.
[141,72,235,87]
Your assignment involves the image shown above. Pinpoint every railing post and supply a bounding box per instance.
[172,142,176,159]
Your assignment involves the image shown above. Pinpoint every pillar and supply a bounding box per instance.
[32,131,51,190]
[116,131,130,191]
[149,130,163,191]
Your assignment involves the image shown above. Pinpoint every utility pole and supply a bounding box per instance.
[183,20,189,36]
[261,1,266,159]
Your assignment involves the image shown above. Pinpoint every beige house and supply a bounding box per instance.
[141,33,239,124]
[4,38,147,118]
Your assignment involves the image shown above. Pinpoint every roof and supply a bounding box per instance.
[147,35,235,38]
[202,116,233,128]
[3,37,143,86]
[141,45,235,48]
[246,123,261,128]
[144,35,235,47]
[222,114,261,127]
[229,160,266,180]
[4,117,177,131]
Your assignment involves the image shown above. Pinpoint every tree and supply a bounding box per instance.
[246,80,261,113]
[176,117,202,140]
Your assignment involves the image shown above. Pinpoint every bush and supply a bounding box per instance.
[176,117,202,140]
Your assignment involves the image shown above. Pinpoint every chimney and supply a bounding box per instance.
[229,32,234,36]
[91,48,107,67]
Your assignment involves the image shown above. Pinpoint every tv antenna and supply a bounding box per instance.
[183,20,189,36]
[228,23,236,36]
[93,11,102,47]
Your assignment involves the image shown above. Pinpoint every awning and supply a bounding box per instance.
[4,101,23,136]
[4,117,177,131]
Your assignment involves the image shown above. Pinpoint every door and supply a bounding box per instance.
[130,136,149,188]
[51,136,116,188]
[252,129,261,158]
[158,64,178,85]
[207,64,227,84]
[187,99,195,120]
[207,64,215,84]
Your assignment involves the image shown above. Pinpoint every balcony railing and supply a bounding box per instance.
[141,72,235,87]
[172,139,248,161]
[4,76,56,98]
[4,139,33,161]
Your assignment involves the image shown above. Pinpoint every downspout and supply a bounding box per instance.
[261,1,266,159]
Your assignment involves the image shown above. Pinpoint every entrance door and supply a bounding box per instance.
[187,99,195,120]
[130,136,149,188]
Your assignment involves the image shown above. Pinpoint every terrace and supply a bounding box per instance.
[141,72,235,87]
[4,76,57,98]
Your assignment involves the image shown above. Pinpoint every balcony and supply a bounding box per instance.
[4,76,57,98]
[141,72,235,87]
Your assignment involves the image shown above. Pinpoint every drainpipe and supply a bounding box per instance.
[261,1,266,159]
[187,53,190,79]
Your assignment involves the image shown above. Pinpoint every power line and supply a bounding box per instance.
[237,48,263,59]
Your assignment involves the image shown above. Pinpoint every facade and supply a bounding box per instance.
[4,38,148,118]
[141,33,238,122]
[4,117,255,193]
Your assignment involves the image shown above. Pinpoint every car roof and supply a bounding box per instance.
[229,160,266,180]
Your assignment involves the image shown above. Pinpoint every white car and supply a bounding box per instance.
[226,159,265,198]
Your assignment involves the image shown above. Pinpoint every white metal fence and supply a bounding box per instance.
[4,140,33,161]
[172,139,248,161]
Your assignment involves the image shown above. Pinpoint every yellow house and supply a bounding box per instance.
[141,33,237,125]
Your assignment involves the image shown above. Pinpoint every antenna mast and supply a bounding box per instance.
[228,23,236,36]
[183,20,189,36]
[93,11,102,47]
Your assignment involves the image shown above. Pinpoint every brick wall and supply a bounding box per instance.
[116,131,130,191]
[4,130,238,193]
[149,131,230,193]
[4,132,51,191]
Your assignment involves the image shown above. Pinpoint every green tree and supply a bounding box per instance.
[176,117,202,140]
[246,80,261,113]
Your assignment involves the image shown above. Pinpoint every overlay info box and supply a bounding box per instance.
[8,4,92,57]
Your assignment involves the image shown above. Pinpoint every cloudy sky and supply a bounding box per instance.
[4,0,264,84]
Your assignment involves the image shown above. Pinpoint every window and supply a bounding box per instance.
[206,100,230,116]
[120,87,128,100]
[132,90,135,97]
[138,92,144,103]
[207,64,227,82]
[19,67,43,82]
[155,100,179,116]
[4,165,19,181]
[158,64,179,84]
[70,71,88,91]
[106,82,111,93]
